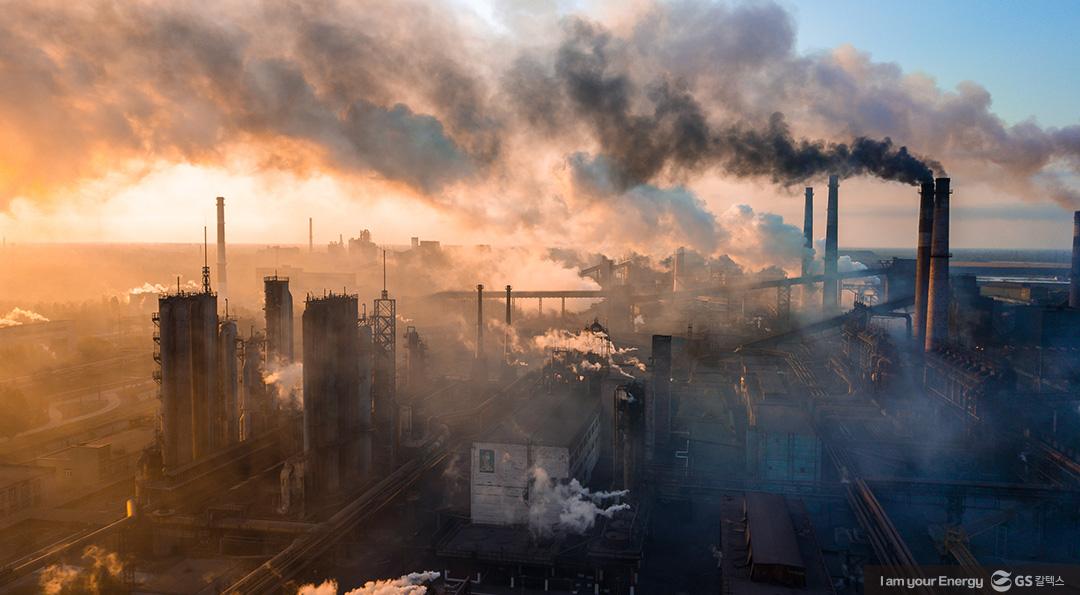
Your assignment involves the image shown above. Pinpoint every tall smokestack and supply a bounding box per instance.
[822,175,839,311]
[308,217,313,253]
[476,284,484,361]
[913,182,935,344]
[216,197,227,304]
[672,247,685,292]
[925,177,951,351]
[1071,211,1080,308]
[504,285,512,364]
[802,187,813,277]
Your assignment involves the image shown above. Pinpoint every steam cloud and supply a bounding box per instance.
[262,359,303,408]
[528,467,630,537]
[0,307,50,328]
[39,546,124,595]
[296,571,441,595]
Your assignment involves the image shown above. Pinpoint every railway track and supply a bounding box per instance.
[761,346,936,593]
[225,373,540,593]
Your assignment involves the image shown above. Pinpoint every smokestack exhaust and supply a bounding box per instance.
[913,182,935,344]
[216,197,227,304]
[802,187,813,277]
[1071,211,1080,308]
[925,177,951,351]
[822,175,839,311]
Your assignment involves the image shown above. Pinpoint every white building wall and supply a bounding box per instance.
[469,441,570,526]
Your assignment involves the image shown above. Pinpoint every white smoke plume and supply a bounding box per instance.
[529,327,648,376]
[263,359,303,408]
[39,546,124,595]
[528,467,630,537]
[0,307,50,328]
[128,280,200,295]
[296,571,441,595]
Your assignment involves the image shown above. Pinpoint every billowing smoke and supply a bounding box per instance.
[0,307,50,328]
[39,546,124,595]
[545,19,941,188]
[296,571,441,595]
[263,359,303,408]
[128,280,200,295]
[528,467,630,537]
[1,0,1077,253]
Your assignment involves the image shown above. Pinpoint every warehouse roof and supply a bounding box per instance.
[745,492,804,571]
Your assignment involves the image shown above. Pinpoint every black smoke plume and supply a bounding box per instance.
[550,18,942,188]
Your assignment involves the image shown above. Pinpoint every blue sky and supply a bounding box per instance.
[774,0,1078,128]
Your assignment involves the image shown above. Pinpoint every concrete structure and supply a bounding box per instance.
[1071,211,1080,308]
[348,230,378,263]
[218,319,239,446]
[914,181,935,345]
[802,187,813,277]
[264,275,294,362]
[740,365,822,482]
[0,465,49,519]
[155,291,221,470]
[239,335,270,441]
[925,177,952,351]
[672,247,685,292]
[645,335,672,464]
[473,284,485,382]
[470,392,601,526]
[823,175,839,312]
[302,293,369,501]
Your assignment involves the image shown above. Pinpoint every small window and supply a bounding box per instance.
[479,449,495,473]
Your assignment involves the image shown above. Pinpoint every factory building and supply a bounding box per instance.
[0,465,49,520]
[719,492,834,595]
[348,229,378,263]
[470,391,601,527]
[263,275,294,362]
[739,361,822,482]
[645,334,672,463]
[239,334,272,441]
[301,293,371,504]
[155,289,238,470]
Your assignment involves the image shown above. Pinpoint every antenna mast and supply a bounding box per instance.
[381,250,388,299]
[202,226,211,293]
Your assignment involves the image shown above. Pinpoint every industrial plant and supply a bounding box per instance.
[1,177,1079,595]
[2,1,1080,594]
